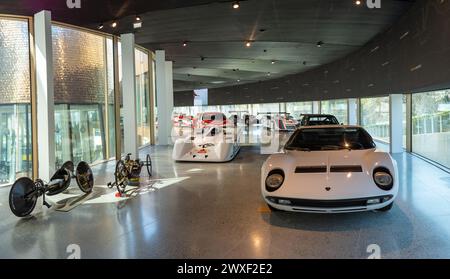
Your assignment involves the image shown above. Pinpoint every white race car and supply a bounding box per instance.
[194,112,231,129]
[261,125,398,213]
[272,113,299,131]
[173,126,241,162]
[173,113,194,128]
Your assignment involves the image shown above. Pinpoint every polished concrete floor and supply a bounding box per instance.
[1,137,450,258]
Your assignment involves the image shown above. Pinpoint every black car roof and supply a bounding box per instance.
[300,114,336,117]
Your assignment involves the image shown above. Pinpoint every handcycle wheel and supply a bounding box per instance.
[146,154,152,177]
[76,161,94,193]
[61,161,75,174]
[115,160,128,193]
[9,178,38,217]
[47,168,72,196]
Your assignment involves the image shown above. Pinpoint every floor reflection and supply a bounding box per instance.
[0,127,450,258]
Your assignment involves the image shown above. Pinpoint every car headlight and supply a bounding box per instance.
[373,167,393,190]
[265,170,285,192]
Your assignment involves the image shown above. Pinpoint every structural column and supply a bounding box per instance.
[390,94,403,153]
[155,50,174,145]
[35,10,55,181]
[165,61,174,117]
[312,101,321,114]
[348,98,358,125]
[121,33,138,157]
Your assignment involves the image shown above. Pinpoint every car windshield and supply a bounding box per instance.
[285,127,376,151]
[302,115,339,125]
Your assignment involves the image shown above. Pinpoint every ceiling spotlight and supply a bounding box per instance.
[237,79,241,82]
[232,1,240,9]
[267,72,271,76]
[182,41,188,47]
[317,41,324,47]
[111,21,118,28]
[98,23,104,30]
[136,15,141,21]
[271,60,276,64]
[245,41,252,47]
[355,0,362,5]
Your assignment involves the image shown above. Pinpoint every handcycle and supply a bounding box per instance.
[9,161,94,218]
[107,153,152,197]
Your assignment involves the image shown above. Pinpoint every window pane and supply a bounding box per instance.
[360,96,390,143]
[412,90,450,168]
[320,99,348,124]
[135,48,150,147]
[286,102,313,119]
[53,24,111,167]
[0,18,32,185]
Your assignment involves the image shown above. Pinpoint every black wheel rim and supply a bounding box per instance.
[115,160,128,187]
[76,161,94,193]
[146,154,152,176]
[47,168,72,196]
[9,178,38,217]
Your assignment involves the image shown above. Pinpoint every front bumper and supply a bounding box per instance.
[264,195,394,213]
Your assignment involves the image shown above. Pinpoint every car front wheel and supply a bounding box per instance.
[376,202,393,212]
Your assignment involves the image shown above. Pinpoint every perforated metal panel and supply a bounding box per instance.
[52,25,107,104]
[0,18,30,104]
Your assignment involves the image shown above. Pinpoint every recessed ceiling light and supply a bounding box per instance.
[245,41,251,47]
[232,1,240,9]
[271,60,276,64]
[355,0,362,5]
[136,15,141,21]
[111,21,118,28]
[317,41,324,47]
[98,23,104,30]
[237,79,241,82]
[182,41,188,47]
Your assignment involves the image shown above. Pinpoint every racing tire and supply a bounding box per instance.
[115,160,128,193]
[146,154,152,177]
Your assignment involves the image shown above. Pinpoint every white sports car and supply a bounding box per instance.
[261,125,398,213]
[173,126,241,162]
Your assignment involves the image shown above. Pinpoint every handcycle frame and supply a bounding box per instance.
[107,153,152,196]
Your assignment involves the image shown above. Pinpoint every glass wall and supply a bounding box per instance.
[360,96,390,143]
[52,24,115,168]
[0,17,32,186]
[135,48,150,147]
[412,90,450,168]
[286,102,313,119]
[252,103,280,115]
[320,99,348,124]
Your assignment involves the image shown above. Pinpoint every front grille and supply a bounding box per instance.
[295,166,327,173]
[330,165,363,173]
